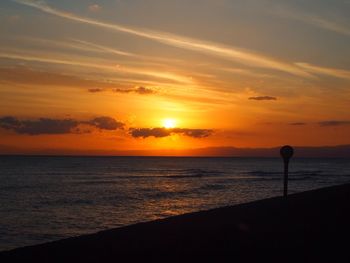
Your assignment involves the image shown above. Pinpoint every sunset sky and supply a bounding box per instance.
[0,0,349,155]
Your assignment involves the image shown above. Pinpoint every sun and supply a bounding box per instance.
[162,118,177,129]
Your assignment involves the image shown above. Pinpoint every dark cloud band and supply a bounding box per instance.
[249,96,277,101]
[290,122,307,126]
[85,117,124,130]
[88,88,104,93]
[319,121,350,127]
[129,127,213,139]
[113,86,155,95]
[0,116,124,135]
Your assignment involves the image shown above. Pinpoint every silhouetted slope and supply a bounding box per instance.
[1,184,350,262]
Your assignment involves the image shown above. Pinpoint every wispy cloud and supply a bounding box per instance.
[249,96,277,101]
[277,8,350,37]
[71,39,135,57]
[0,51,193,84]
[0,59,227,106]
[15,36,136,57]
[13,0,313,78]
[0,66,117,88]
[8,36,186,71]
[219,67,276,79]
[295,63,350,80]
[290,122,307,126]
[88,4,101,13]
[305,16,350,37]
[319,120,350,127]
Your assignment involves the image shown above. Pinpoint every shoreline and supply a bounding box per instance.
[2,183,350,262]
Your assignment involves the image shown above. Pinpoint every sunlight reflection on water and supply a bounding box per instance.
[0,156,349,251]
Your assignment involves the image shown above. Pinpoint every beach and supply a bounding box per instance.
[1,183,350,262]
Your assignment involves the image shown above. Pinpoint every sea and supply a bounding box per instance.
[0,156,350,251]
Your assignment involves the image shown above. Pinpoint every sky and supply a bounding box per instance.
[0,0,349,155]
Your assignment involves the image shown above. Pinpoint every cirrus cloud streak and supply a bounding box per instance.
[13,0,313,78]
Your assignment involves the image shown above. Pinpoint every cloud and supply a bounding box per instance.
[172,128,213,138]
[71,39,134,57]
[86,116,124,130]
[249,96,277,101]
[134,86,156,95]
[113,86,156,95]
[319,121,350,127]
[129,127,213,138]
[112,88,130,94]
[88,4,101,12]
[304,16,350,37]
[0,53,191,84]
[0,116,21,129]
[0,116,124,135]
[88,88,104,93]
[0,116,79,135]
[290,122,307,126]
[0,67,119,88]
[295,63,350,80]
[274,7,350,37]
[130,128,171,138]
[13,0,313,78]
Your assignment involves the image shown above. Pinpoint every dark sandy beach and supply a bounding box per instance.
[1,183,350,262]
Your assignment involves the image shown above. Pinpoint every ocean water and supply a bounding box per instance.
[0,156,349,251]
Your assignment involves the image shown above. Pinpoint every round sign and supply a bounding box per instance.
[280,145,294,160]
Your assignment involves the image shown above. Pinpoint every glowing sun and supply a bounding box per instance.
[162,118,177,129]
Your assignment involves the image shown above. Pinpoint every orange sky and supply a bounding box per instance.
[0,0,350,155]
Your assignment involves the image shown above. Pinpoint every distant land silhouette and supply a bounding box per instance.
[1,145,349,158]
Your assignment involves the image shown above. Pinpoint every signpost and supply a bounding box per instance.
[280,145,294,198]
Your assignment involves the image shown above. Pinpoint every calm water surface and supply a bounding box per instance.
[1,156,350,251]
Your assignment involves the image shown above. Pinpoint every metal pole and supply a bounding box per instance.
[280,145,294,198]
[283,159,289,198]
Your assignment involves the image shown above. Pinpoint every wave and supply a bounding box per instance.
[38,198,94,206]
[199,183,228,191]
[69,169,224,184]
[60,168,350,187]
[247,170,325,177]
